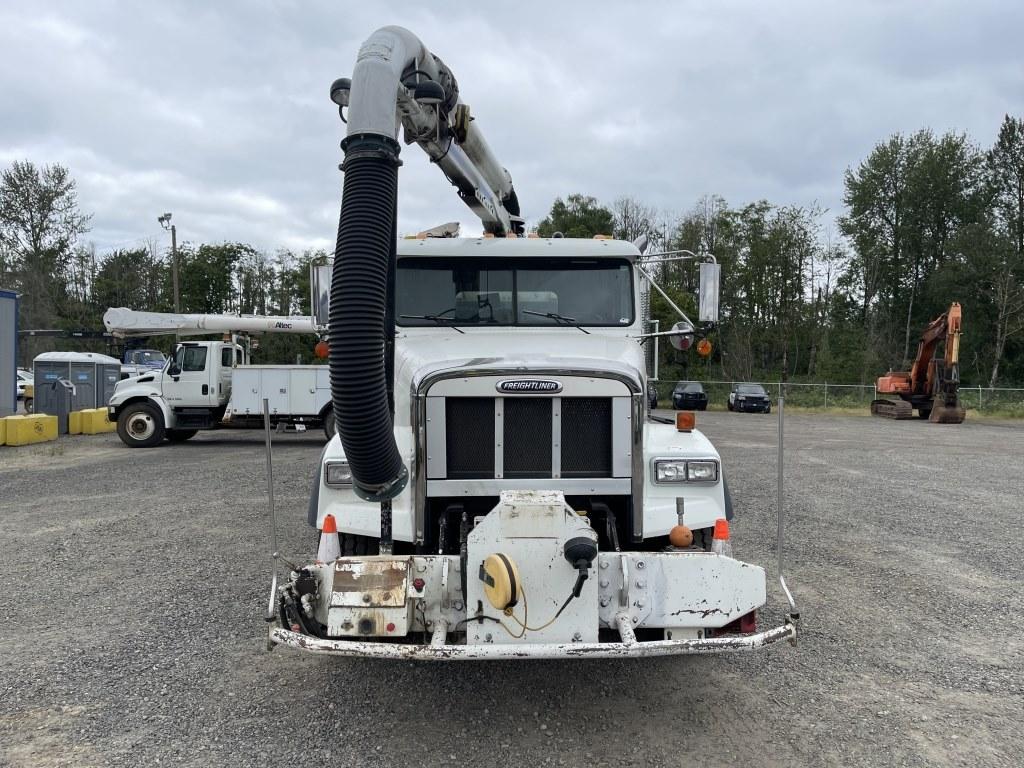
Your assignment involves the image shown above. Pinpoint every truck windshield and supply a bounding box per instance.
[396,258,634,327]
[130,350,165,365]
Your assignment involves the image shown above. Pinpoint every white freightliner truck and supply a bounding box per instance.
[267,26,798,659]
[103,309,335,446]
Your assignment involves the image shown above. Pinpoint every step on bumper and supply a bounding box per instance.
[268,614,797,660]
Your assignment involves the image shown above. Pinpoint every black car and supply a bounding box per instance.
[646,380,659,409]
[671,381,708,411]
[728,383,771,413]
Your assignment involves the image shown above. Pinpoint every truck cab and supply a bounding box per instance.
[107,340,243,446]
[313,237,727,550]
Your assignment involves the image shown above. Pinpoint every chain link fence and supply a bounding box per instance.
[651,379,1024,415]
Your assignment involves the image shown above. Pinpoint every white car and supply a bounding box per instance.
[16,368,32,400]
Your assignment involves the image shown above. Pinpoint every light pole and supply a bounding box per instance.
[158,213,179,312]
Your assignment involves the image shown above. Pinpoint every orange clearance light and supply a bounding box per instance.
[669,524,693,548]
[314,340,329,359]
[696,338,712,358]
[675,411,695,432]
[713,518,730,541]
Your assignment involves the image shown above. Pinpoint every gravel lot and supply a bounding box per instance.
[1,412,1021,767]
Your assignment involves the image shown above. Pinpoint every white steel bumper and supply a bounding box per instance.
[268,613,797,660]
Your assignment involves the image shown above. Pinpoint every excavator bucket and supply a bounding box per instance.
[929,401,965,424]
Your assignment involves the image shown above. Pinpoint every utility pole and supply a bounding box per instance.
[170,223,179,312]
[158,213,180,312]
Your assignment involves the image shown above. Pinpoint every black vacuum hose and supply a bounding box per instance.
[329,133,408,501]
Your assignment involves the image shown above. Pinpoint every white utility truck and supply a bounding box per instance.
[104,309,334,446]
[266,26,798,659]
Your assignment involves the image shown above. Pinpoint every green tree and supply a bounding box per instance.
[94,247,168,313]
[0,160,91,327]
[840,130,985,366]
[985,115,1024,385]
[537,194,614,238]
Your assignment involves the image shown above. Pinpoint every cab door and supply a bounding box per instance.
[163,344,216,407]
[215,344,236,405]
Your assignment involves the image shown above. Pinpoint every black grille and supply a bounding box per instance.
[561,398,612,477]
[503,398,552,478]
[446,398,494,479]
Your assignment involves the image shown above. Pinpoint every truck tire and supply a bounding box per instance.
[117,402,166,448]
[24,397,33,414]
[166,429,198,442]
[322,404,336,441]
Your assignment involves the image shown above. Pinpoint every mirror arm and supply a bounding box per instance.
[636,264,695,327]
[641,249,717,265]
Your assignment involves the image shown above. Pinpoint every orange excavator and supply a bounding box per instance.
[871,302,965,423]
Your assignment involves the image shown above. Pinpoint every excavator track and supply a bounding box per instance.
[870,398,914,419]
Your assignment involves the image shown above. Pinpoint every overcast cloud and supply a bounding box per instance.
[1,0,1021,255]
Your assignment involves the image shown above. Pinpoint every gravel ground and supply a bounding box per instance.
[1,413,1021,767]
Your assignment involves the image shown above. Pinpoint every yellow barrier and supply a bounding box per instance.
[81,408,117,435]
[68,410,85,435]
[0,417,6,445]
[3,414,58,446]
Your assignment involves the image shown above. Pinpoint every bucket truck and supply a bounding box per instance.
[103,308,335,446]
[265,26,798,659]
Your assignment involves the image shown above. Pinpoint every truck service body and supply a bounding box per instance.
[264,25,797,659]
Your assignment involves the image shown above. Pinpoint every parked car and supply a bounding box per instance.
[646,380,659,410]
[16,368,32,400]
[671,381,708,410]
[728,383,771,413]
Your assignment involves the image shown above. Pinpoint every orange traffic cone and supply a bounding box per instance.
[317,514,341,562]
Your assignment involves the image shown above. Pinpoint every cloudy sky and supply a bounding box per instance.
[1,0,1021,256]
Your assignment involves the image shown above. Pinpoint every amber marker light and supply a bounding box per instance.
[676,411,695,432]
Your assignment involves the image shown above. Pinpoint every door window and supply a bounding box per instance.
[221,347,233,368]
[176,346,208,372]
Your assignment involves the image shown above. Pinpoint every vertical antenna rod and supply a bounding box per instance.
[263,398,279,621]
[777,395,798,620]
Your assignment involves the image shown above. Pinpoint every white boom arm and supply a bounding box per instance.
[103,308,317,338]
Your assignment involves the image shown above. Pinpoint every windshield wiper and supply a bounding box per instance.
[399,314,465,333]
[520,309,590,334]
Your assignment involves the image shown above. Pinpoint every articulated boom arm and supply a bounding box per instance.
[909,302,961,393]
[331,26,524,236]
[103,308,317,338]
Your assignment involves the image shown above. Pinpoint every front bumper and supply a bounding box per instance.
[267,547,798,660]
[735,401,770,412]
[268,614,797,660]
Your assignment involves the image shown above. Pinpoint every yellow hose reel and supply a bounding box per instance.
[478,553,521,610]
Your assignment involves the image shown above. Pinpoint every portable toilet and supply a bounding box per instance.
[0,288,17,418]
[33,351,122,412]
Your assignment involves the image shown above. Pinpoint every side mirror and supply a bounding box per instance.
[699,262,720,323]
[310,262,333,328]
[168,364,181,377]
[668,320,696,351]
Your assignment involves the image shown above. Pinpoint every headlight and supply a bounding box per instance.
[653,458,719,483]
[325,460,353,486]
[687,460,719,482]
[655,460,688,482]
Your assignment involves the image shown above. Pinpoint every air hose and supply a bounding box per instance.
[329,133,409,501]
